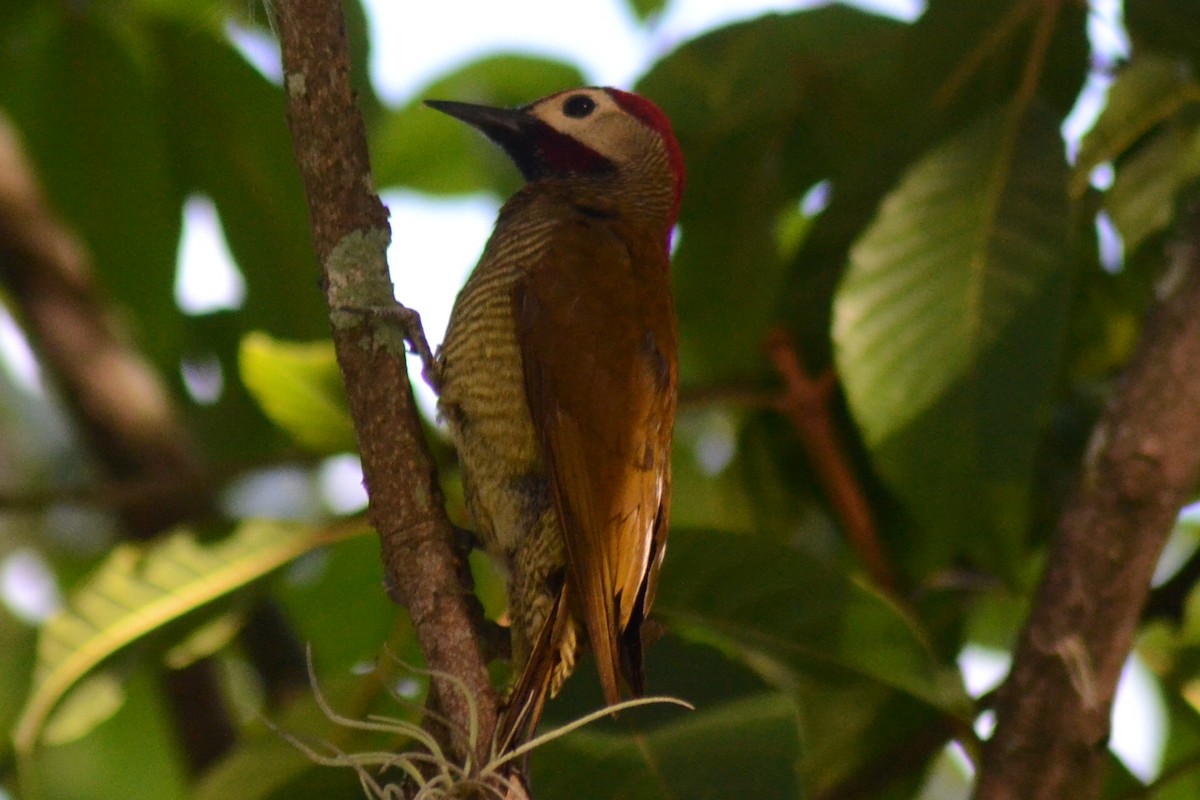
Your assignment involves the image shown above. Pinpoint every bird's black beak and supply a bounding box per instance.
[426,98,614,182]
[425,99,545,180]
[424,99,534,139]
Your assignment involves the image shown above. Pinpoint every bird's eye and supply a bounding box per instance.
[562,94,596,119]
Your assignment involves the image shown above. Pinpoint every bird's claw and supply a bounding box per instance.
[333,302,442,392]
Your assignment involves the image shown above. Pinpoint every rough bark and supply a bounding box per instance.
[975,205,1200,798]
[273,0,498,768]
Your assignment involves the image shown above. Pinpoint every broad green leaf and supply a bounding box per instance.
[197,636,428,800]
[899,0,1088,127]
[543,633,777,732]
[655,529,969,715]
[832,105,1070,571]
[638,7,907,383]
[1146,694,1200,800]
[0,610,37,764]
[1126,0,1200,66]
[372,55,585,195]
[1075,56,1200,196]
[195,697,384,800]
[147,19,332,463]
[668,409,761,535]
[195,731,326,800]
[153,20,328,342]
[1107,122,1200,255]
[794,676,942,797]
[0,9,183,366]
[625,0,667,21]
[196,738,326,800]
[197,741,364,800]
[40,670,126,746]
[833,105,1067,446]
[239,333,355,454]
[19,665,189,800]
[14,519,367,753]
[130,0,226,24]
[532,693,801,800]
[271,534,402,675]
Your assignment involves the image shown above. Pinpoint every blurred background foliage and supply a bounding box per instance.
[0,0,1199,798]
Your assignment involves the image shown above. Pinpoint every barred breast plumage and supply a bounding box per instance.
[438,190,574,680]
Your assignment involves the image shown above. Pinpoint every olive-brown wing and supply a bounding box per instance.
[514,214,676,705]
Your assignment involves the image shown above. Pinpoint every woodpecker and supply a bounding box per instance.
[426,87,683,742]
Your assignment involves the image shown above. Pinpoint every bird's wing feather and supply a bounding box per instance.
[514,212,675,705]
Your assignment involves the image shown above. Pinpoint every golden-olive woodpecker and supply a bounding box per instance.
[426,87,683,740]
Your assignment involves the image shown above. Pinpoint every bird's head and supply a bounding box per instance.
[426,87,685,227]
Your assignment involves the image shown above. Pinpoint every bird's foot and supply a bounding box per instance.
[332,302,441,392]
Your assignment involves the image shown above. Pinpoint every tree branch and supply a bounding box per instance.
[765,329,899,595]
[975,204,1200,799]
[0,114,211,536]
[273,0,497,768]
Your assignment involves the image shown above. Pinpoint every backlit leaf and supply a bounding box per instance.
[239,333,355,454]
[832,105,1070,570]
[14,519,367,753]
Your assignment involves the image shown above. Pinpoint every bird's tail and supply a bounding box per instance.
[495,589,572,754]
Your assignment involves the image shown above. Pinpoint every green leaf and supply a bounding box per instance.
[832,105,1070,571]
[898,0,1088,126]
[153,20,329,342]
[0,608,37,764]
[1126,0,1200,66]
[238,333,356,454]
[668,409,761,535]
[144,20,333,464]
[1075,56,1200,196]
[14,519,367,753]
[1106,122,1200,255]
[833,105,1067,446]
[638,7,907,383]
[196,633,426,800]
[1147,694,1200,800]
[372,55,585,195]
[0,9,183,366]
[624,0,667,22]
[655,529,969,715]
[20,664,189,800]
[40,670,126,747]
[531,693,801,800]
[271,535,401,675]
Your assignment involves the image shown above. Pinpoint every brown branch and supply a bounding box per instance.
[0,452,324,514]
[766,329,899,595]
[273,0,497,769]
[974,206,1200,799]
[0,115,211,537]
